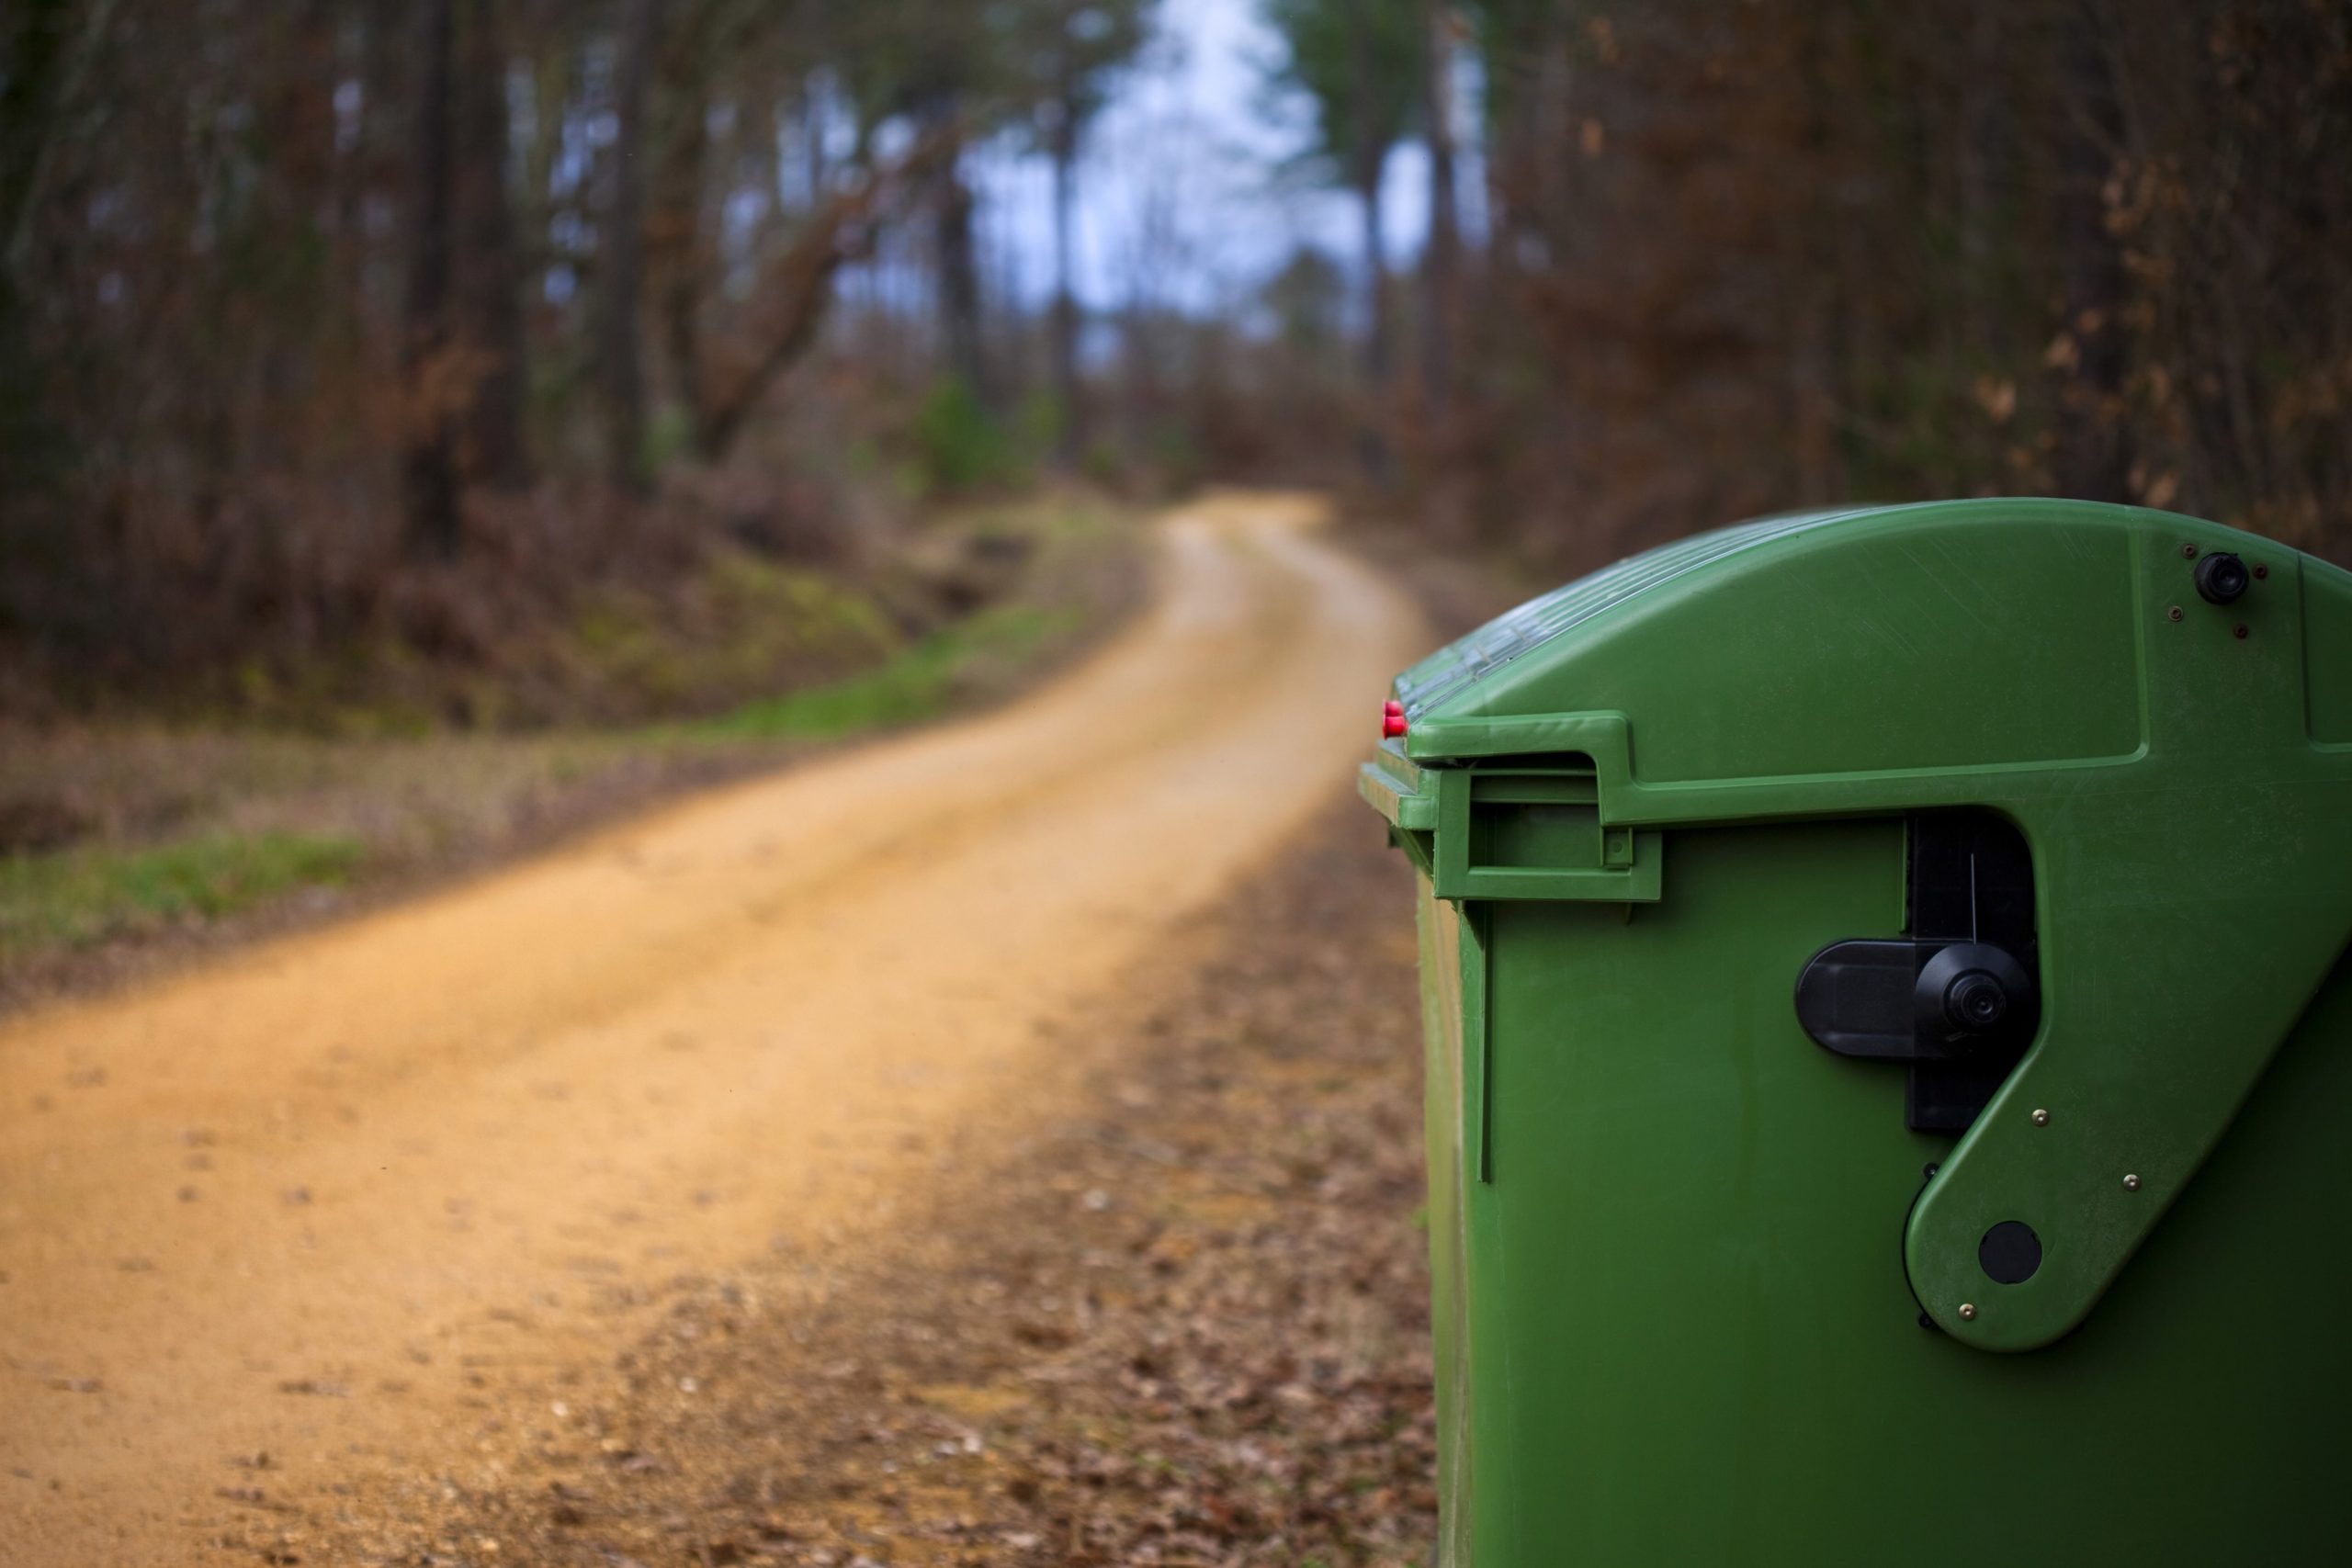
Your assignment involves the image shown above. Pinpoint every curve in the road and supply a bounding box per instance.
[0,491,1427,1564]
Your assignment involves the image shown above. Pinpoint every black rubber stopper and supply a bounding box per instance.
[1979,1220,2042,1284]
[1944,970,2009,1032]
[2195,551,2250,604]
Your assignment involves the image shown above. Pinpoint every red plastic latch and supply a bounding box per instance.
[1382,700,1408,739]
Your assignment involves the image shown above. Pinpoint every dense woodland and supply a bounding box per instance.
[1,0,2347,714]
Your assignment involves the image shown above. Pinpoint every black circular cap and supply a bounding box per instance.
[1980,1220,2042,1284]
[1915,942,2037,1051]
[2195,551,2250,604]
[1944,969,2009,1032]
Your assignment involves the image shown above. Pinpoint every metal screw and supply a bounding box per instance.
[2166,605,2184,622]
[2233,623,2250,639]
[2031,1108,2050,1126]
[2123,1173,2142,1191]
[2254,563,2269,580]
[1959,1303,1978,1321]
[2181,543,2199,558]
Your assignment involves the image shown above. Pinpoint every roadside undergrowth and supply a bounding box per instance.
[0,494,1144,1005]
[0,833,367,956]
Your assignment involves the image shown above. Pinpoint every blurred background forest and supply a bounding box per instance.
[3,0,2349,724]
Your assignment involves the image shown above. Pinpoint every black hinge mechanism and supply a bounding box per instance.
[1794,812,2040,1133]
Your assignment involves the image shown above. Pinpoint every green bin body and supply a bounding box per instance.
[1361,500,2352,1565]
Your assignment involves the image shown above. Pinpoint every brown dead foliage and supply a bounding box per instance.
[277,802,1437,1568]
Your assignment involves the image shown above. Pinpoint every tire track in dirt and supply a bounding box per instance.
[0,492,1425,1565]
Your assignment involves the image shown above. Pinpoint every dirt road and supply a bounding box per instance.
[0,494,1426,1565]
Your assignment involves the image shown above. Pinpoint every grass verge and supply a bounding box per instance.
[0,833,366,958]
[685,603,1079,741]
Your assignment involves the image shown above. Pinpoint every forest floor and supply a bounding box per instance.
[290,798,1441,1568]
[0,493,1516,1566]
[0,494,1143,1011]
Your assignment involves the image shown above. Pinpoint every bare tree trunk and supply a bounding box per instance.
[935,150,990,408]
[1048,106,1082,467]
[455,0,531,491]
[0,0,119,288]
[2052,1,2128,502]
[652,43,709,456]
[1954,1,2007,365]
[0,0,117,487]
[695,130,956,462]
[401,0,463,560]
[802,90,828,206]
[1349,1,1391,479]
[1419,0,1459,420]
[597,0,663,496]
[1787,4,1838,506]
[1356,166,1391,477]
[521,36,570,235]
[1472,2,1538,291]
[334,0,401,322]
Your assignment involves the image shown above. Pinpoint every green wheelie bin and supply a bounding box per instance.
[1359,499,2352,1565]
